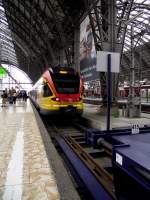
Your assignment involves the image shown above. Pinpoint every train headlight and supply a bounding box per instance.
[51,97,60,101]
[59,70,68,74]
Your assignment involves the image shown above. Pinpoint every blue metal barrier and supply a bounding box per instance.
[85,126,150,148]
[85,127,150,199]
[112,133,150,200]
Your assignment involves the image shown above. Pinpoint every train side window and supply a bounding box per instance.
[43,84,53,97]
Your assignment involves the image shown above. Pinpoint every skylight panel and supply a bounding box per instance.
[144,19,150,24]
[142,37,149,42]
[144,34,150,40]
[134,27,141,32]
[0,4,18,66]
[125,40,131,46]
[0,5,4,11]
[137,17,145,21]
[131,10,138,15]
[135,0,146,3]
[144,1,150,5]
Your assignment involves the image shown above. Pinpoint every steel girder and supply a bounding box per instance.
[86,0,119,103]
[2,0,86,82]
[1,0,149,86]
[82,0,150,102]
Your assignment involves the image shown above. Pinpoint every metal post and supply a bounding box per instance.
[0,43,2,91]
[107,54,111,131]
[128,25,135,117]
[8,64,10,90]
[129,25,135,99]
[146,89,148,103]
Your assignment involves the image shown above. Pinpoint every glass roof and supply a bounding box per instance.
[0,5,18,66]
[0,0,149,68]
[116,0,150,51]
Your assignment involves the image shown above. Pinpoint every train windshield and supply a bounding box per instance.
[51,72,80,94]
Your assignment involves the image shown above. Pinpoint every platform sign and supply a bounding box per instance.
[0,67,7,77]
[96,51,120,73]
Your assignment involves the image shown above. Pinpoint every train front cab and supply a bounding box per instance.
[40,85,83,115]
[30,69,84,115]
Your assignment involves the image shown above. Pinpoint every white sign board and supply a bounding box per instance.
[116,153,123,166]
[96,51,120,73]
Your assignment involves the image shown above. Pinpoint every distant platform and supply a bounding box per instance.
[84,97,150,105]
[83,103,150,130]
[83,98,150,112]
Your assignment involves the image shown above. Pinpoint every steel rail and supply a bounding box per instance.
[63,135,116,200]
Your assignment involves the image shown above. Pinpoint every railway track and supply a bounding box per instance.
[41,115,86,137]
[41,115,117,200]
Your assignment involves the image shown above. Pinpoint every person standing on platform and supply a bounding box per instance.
[13,92,17,104]
[1,89,8,107]
[8,87,16,104]
[22,90,28,102]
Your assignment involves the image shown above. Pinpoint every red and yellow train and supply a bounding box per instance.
[29,66,84,115]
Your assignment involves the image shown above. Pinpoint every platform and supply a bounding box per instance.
[0,100,60,199]
[0,99,80,200]
[83,103,150,130]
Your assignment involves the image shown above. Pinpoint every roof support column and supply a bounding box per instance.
[89,0,117,106]
[108,0,118,104]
